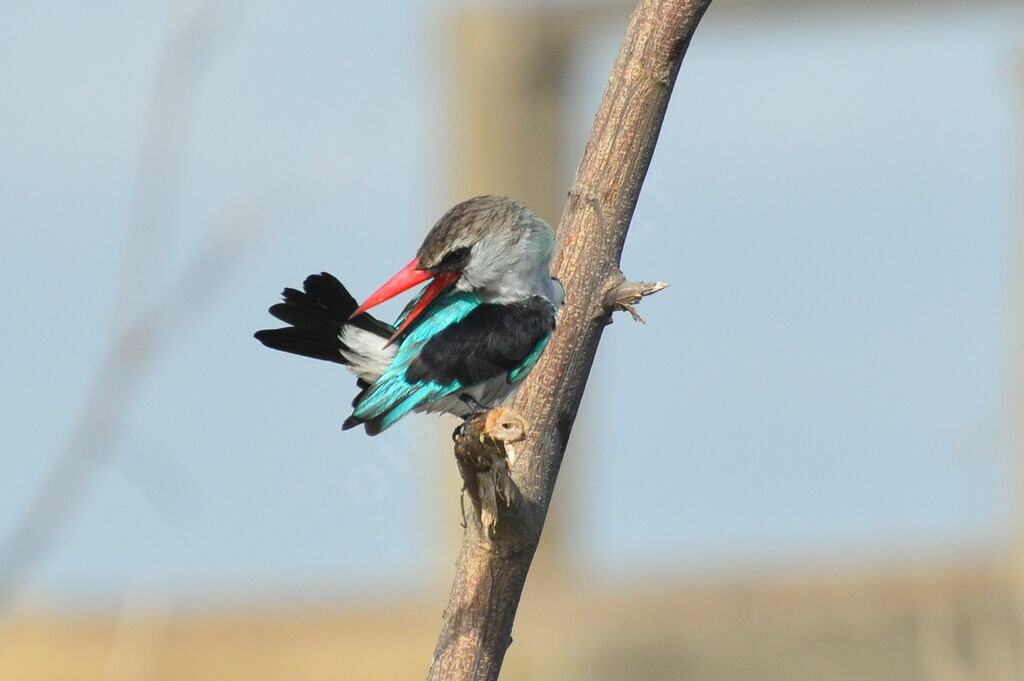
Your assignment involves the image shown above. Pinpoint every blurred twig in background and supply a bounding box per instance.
[115,1,237,321]
[0,1,247,609]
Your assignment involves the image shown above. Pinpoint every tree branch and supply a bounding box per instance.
[427,1,713,679]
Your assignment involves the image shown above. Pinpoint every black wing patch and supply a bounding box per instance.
[404,297,555,386]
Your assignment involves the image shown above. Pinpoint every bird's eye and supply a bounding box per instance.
[437,247,471,271]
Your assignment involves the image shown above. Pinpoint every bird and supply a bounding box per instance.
[254,195,564,435]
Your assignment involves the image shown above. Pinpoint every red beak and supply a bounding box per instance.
[350,258,460,346]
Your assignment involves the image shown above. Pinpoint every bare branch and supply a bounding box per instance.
[427,0,713,679]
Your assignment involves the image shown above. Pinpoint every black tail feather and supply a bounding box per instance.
[341,412,383,436]
[339,379,384,435]
[254,327,344,364]
[254,272,393,364]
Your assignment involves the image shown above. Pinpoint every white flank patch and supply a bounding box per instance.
[339,326,397,383]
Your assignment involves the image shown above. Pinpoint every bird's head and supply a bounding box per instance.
[351,195,556,342]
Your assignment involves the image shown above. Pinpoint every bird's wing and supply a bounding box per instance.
[404,297,556,385]
[345,294,556,435]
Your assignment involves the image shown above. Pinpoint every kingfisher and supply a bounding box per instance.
[255,195,563,435]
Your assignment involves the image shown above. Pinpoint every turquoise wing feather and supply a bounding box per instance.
[508,333,550,383]
[352,291,480,430]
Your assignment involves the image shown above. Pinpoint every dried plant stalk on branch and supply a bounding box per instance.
[427,1,713,680]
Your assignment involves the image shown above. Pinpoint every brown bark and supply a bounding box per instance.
[427,1,713,679]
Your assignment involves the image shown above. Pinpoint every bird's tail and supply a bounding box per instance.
[254,272,398,385]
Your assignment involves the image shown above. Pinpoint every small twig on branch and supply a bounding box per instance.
[602,272,670,323]
[427,1,713,680]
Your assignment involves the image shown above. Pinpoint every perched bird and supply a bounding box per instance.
[255,195,563,435]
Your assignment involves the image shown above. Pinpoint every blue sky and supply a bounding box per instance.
[0,1,1021,608]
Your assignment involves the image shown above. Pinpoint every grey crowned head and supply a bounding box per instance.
[417,195,558,303]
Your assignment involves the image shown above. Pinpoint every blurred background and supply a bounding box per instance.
[2,0,1023,679]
